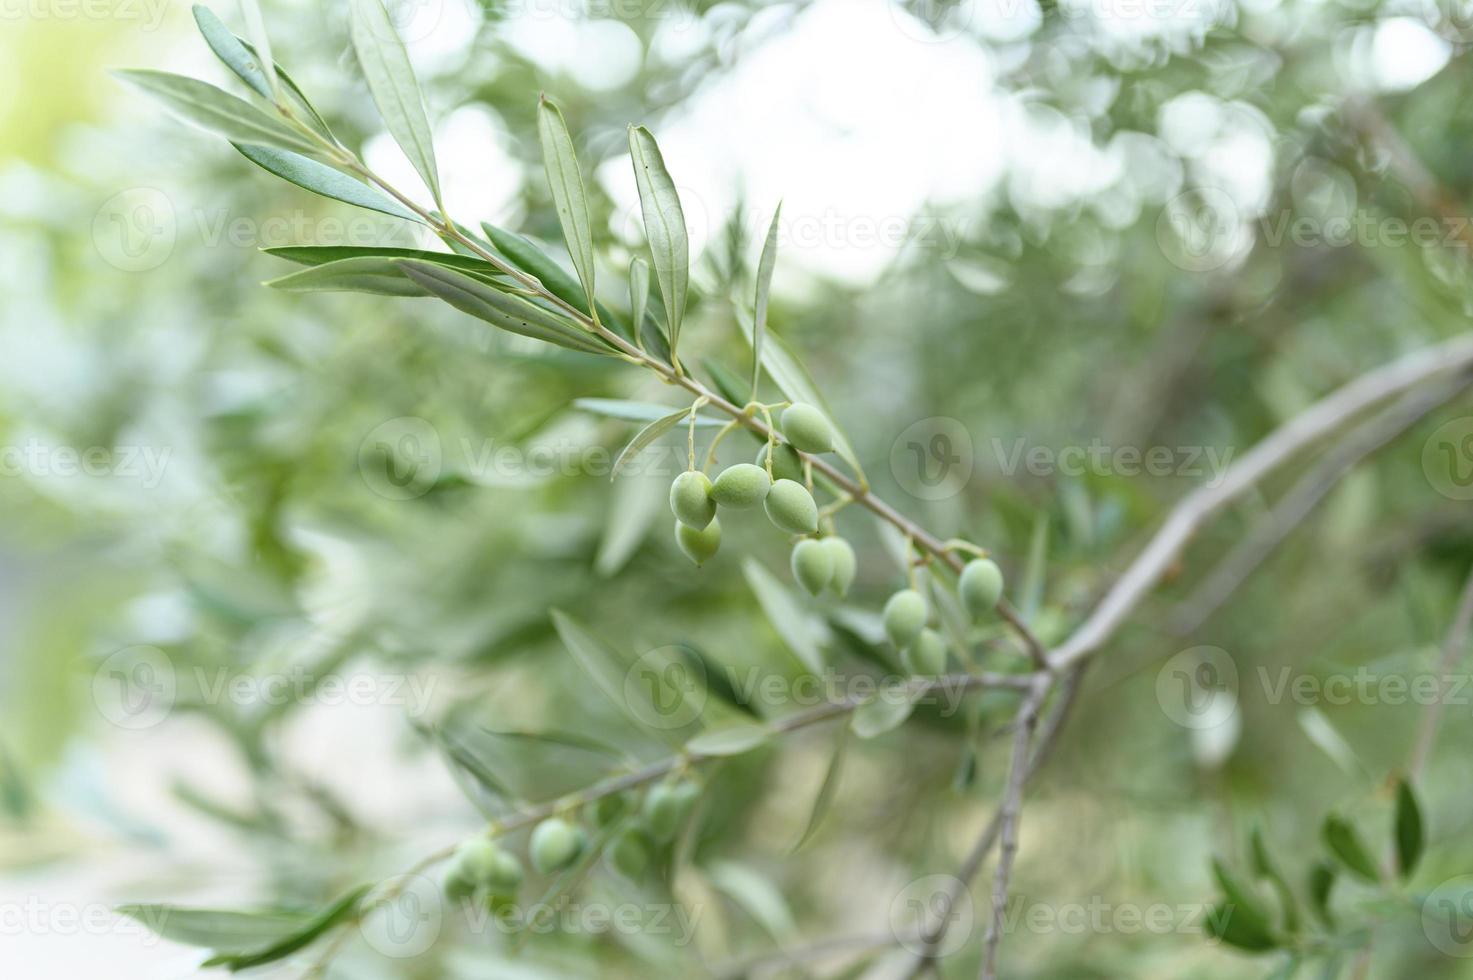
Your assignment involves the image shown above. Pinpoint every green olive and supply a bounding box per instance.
[959,558,1004,619]
[711,462,772,509]
[530,818,586,875]
[675,517,721,566]
[791,538,835,596]
[644,779,700,842]
[450,838,523,894]
[902,628,947,676]
[780,403,834,454]
[764,479,818,535]
[755,442,805,483]
[821,537,857,596]
[883,589,927,647]
[669,470,716,529]
[609,827,651,880]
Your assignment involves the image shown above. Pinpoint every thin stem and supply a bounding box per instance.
[1408,563,1473,780]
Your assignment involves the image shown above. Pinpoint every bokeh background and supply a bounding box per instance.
[4,0,1473,976]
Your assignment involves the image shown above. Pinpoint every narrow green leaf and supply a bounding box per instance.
[233,143,419,221]
[201,885,371,970]
[397,261,609,355]
[703,358,749,407]
[349,0,440,205]
[238,38,336,141]
[737,310,864,480]
[469,730,622,801]
[574,398,724,426]
[192,5,272,99]
[1249,827,1301,935]
[481,223,631,341]
[1321,815,1379,882]
[265,245,493,271]
[628,125,688,356]
[851,683,921,739]
[687,724,770,757]
[673,644,761,719]
[116,905,310,951]
[1205,902,1278,953]
[1307,862,1337,928]
[741,557,825,674]
[237,0,278,98]
[1212,859,1274,934]
[629,257,650,348]
[752,202,781,399]
[537,95,598,323]
[793,723,847,851]
[426,722,515,814]
[267,256,431,296]
[611,408,688,480]
[113,69,314,153]
[1395,778,1424,880]
[595,464,664,577]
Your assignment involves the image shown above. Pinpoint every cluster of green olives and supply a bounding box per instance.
[882,558,1004,676]
[442,776,701,903]
[670,403,837,572]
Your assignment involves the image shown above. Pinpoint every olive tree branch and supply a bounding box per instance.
[1408,562,1473,779]
[1051,332,1473,670]
[1169,370,1473,635]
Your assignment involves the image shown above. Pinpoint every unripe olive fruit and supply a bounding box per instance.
[822,537,857,597]
[644,780,700,842]
[755,442,804,483]
[883,589,927,647]
[669,470,716,529]
[764,479,818,535]
[780,403,834,454]
[711,462,772,509]
[902,628,947,676]
[593,791,630,827]
[442,868,475,902]
[791,538,835,596]
[451,838,523,893]
[530,818,586,875]
[675,517,721,566]
[609,827,651,880]
[959,558,1004,618]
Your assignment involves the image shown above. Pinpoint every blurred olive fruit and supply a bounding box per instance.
[822,537,857,596]
[959,558,1004,618]
[675,517,722,566]
[711,462,772,509]
[883,589,927,647]
[780,403,834,454]
[791,538,835,596]
[530,818,586,875]
[447,838,523,896]
[670,470,716,529]
[644,780,700,842]
[593,790,630,827]
[755,441,805,483]
[609,827,651,879]
[902,628,947,676]
[765,479,818,535]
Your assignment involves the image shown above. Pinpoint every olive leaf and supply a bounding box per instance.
[1212,858,1274,936]
[793,722,848,851]
[201,884,371,970]
[752,202,781,399]
[741,558,826,674]
[1307,861,1337,928]
[851,683,920,739]
[468,730,623,801]
[1248,827,1300,935]
[574,398,724,426]
[611,407,689,480]
[267,256,429,296]
[630,257,650,349]
[192,4,272,100]
[1321,814,1379,882]
[736,309,864,480]
[628,125,688,357]
[232,143,420,222]
[397,261,610,355]
[687,724,771,757]
[1204,902,1278,953]
[594,464,664,577]
[349,0,440,206]
[265,245,493,271]
[237,0,278,99]
[1394,778,1424,879]
[537,96,598,324]
[112,70,315,153]
[482,223,632,342]
[703,357,749,408]
[116,905,311,952]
